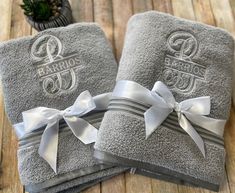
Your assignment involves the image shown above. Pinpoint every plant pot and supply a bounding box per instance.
[26,0,73,31]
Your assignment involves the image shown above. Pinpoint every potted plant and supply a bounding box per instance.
[20,0,73,31]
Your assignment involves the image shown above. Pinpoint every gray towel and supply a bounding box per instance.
[94,11,234,191]
[0,23,126,193]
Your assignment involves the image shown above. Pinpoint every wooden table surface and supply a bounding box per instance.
[0,0,235,193]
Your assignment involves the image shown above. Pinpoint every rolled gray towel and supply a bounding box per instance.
[94,11,234,191]
[0,23,126,193]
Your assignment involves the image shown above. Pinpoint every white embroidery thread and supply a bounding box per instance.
[31,35,79,95]
[162,31,206,93]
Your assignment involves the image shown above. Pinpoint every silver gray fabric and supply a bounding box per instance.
[94,11,234,191]
[0,23,126,192]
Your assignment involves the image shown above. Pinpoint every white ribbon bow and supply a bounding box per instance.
[112,80,226,157]
[14,91,111,172]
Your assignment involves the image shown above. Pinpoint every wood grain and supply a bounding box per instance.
[0,120,23,193]
[69,0,93,22]
[82,183,100,193]
[0,94,4,190]
[0,0,11,188]
[101,174,126,193]
[132,0,153,13]
[0,1,12,184]
[10,0,31,38]
[112,0,133,61]
[1,0,235,193]
[0,0,29,192]
[220,172,231,193]
[0,0,12,42]
[152,0,173,13]
[210,0,235,36]
[93,0,114,47]
[224,108,235,193]
[209,0,235,106]
[230,0,235,17]
[171,0,195,20]
[151,179,178,193]
[192,0,215,25]
[125,173,152,193]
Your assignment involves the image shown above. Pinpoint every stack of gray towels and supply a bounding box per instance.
[0,23,126,193]
[0,11,234,192]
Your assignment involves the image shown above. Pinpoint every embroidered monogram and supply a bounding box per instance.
[31,35,79,95]
[162,31,206,93]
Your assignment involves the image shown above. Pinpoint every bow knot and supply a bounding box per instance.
[146,81,226,157]
[14,91,111,173]
[59,109,67,117]
[173,102,181,112]
[112,80,226,158]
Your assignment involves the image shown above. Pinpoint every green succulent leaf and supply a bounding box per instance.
[20,0,55,21]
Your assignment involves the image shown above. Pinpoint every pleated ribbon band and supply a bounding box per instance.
[14,91,111,172]
[109,80,226,157]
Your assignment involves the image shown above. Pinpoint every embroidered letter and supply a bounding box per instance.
[162,31,206,93]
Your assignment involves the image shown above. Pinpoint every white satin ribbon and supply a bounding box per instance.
[112,80,226,157]
[14,91,111,173]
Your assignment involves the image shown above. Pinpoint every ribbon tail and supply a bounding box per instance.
[68,90,96,116]
[178,114,205,157]
[93,92,112,110]
[184,112,226,137]
[14,122,26,139]
[144,106,171,139]
[180,96,211,115]
[65,116,98,144]
[38,120,59,173]
[152,81,176,105]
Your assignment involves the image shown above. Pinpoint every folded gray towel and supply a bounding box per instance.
[0,23,126,193]
[94,11,234,191]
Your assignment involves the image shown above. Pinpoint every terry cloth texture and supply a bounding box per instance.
[94,11,234,191]
[0,23,126,193]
